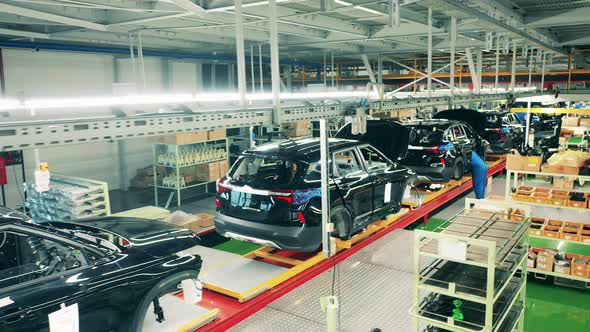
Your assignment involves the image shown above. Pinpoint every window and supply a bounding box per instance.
[0,231,88,289]
[358,146,389,172]
[453,125,466,139]
[332,150,362,177]
[228,156,306,189]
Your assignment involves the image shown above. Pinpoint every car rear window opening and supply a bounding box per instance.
[408,126,445,145]
[228,156,307,189]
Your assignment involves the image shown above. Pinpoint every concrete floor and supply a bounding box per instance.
[225,174,590,332]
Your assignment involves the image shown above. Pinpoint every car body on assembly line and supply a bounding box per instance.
[0,208,202,332]
[433,109,523,154]
[214,138,413,252]
[337,119,486,183]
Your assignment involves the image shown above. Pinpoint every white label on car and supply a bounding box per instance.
[182,279,202,304]
[384,182,392,203]
[439,239,467,261]
[0,296,14,308]
[49,303,79,332]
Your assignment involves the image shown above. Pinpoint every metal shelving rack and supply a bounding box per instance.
[411,199,530,332]
[153,138,228,207]
[504,169,590,286]
[504,169,590,202]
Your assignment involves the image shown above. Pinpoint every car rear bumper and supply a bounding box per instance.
[403,164,454,183]
[214,212,322,252]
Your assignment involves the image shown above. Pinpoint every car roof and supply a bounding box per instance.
[402,119,455,128]
[243,137,363,161]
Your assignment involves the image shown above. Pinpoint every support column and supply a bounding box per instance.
[567,49,574,93]
[235,0,247,106]
[476,49,482,93]
[510,41,516,92]
[250,44,256,93]
[465,48,480,92]
[286,65,292,91]
[114,58,128,191]
[450,16,456,97]
[540,52,546,91]
[211,63,216,90]
[269,0,281,124]
[331,52,335,88]
[378,53,383,84]
[427,7,432,97]
[323,51,327,86]
[528,48,533,89]
[259,44,264,93]
[494,35,500,91]
[195,61,203,92]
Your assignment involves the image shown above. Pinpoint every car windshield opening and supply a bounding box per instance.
[228,156,307,189]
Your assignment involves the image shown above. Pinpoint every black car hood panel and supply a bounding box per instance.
[335,120,410,161]
[433,109,487,133]
[46,217,200,257]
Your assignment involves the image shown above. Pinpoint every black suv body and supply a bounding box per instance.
[401,120,486,182]
[214,138,412,252]
[433,109,523,154]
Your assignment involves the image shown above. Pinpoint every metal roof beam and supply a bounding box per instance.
[0,3,108,31]
[525,8,590,28]
[0,27,50,39]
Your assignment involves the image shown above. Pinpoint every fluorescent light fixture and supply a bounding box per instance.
[207,0,291,13]
[334,0,384,15]
[168,0,207,16]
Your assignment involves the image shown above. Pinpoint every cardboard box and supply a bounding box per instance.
[506,150,542,172]
[548,194,568,206]
[159,132,207,145]
[554,259,571,275]
[536,250,555,271]
[529,217,545,236]
[571,256,590,278]
[560,222,581,241]
[580,118,590,127]
[562,116,580,126]
[284,121,311,137]
[527,251,537,268]
[553,176,575,191]
[193,162,219,182]
[195,213,214,228]
[531,191,549,204]
[542,163,581,175]
[542,220,562,238]
[207,129,226,141]
[581,229,590,243]
[217,160,229,177]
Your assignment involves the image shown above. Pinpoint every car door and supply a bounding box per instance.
[356,145,396,215]
[453,124,474,164]
[331,148,373,231]
[0,225,108,332]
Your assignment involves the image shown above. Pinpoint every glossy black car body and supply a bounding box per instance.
[0,212,201,332]
[402,119,486,182]
[433,109,523,154]
[214,138,412,252]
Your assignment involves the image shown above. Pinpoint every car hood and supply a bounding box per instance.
[433,109,487,133]
[335,119,410,161]
[46,217,200,257]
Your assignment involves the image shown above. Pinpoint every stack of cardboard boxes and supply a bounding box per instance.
[529,248,590,279]
[130,165,164,189]
[283,121,310,138]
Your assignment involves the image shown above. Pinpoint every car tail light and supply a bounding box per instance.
[271,189,294,204]
[501,136,506,142]
[215,198,221,208]
[487,128,501,133]
[296,211,306,224]
[440,157,446,165]
[423,146,440,154]
[217,179,230,193]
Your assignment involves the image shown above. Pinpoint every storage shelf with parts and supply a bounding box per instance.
[153,138,229,208]
[412,199,530,332]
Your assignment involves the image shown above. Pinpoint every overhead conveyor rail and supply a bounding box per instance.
[0,90,547,151]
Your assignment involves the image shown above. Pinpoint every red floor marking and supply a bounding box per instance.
[196,161,506,331]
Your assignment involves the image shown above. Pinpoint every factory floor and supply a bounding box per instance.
[112,175,590,331]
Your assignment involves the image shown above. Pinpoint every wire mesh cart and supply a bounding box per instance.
[411,199,531,332]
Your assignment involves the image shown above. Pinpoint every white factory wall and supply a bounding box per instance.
[2,49,204,208]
